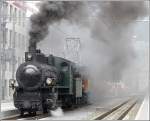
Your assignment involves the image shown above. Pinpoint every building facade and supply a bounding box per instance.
[64,37,81,64]
[0,0,28,100]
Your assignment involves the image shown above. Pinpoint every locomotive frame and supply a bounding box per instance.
[11,47,88,116]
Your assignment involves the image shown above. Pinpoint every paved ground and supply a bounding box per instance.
[1,101,16,112]
[0,101,18,118]
[135,94,149,120]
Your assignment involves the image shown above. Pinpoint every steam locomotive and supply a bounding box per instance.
[10,43,88,116]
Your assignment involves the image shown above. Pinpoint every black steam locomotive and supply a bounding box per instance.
[10,44,88,116]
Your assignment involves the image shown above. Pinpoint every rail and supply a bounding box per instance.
[88,98,137,120]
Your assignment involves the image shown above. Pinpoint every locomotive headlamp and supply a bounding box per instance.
[27,53,32,60]
[10,79,15,85]
[46,78,53,85]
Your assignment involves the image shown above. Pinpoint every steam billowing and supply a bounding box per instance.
[29,1,86,46]
[84,1,148,102]
[29,1,148,102]
[91,1,148,80]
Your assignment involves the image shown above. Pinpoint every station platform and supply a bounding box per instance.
[0,101,18,118]
[1,101,16,112]
[135,94,149,120]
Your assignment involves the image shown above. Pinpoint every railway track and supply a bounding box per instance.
[1,113,50,120]
[1,97,140,120]
[88,98,138,120]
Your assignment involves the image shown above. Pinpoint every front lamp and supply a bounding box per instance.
[27,53,32,60]
[46,78,53,85]
[10,79,15,85]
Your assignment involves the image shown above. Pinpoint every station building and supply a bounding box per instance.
[0,0,28,101]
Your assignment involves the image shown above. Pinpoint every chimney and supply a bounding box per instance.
[28,41,37,53]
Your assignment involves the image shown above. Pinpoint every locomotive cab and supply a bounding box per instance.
[13,47,88,116]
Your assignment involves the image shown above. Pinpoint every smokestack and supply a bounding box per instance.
[28,40,37,53]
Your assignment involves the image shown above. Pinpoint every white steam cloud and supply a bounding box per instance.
[29,1,88,46]
[29,1,148,103]
[81,1,148,102]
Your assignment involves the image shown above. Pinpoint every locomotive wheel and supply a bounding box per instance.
[28,111,32,115]
[28,111,36,116]
[43,108,48,113]
[20,110,24,116]
[33,111,36,116]
[28,111,33,115]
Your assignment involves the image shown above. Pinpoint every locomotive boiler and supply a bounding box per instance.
[11,43,88,116]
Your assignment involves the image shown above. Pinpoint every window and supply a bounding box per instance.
[22,12,25,26]
[20,11,22,26]
[9,5,12,21]
[14,32,17,47]
[18,11,21,25]
[20,34,22,47]
[14,8,17,22]
[23,35,26,49]
[3,2,8,20]
[16,9,19,24]
[19,34,22,48]
[18,34,21,47]
[21,34,22,47]
[5,28,8,45]
[9,62,12,72]
[15,33,18,47]
[23,36,26,50]
[61,62,69,72]
[9,30,12,47]
[21,12,23,26]
[3,28,8,45]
